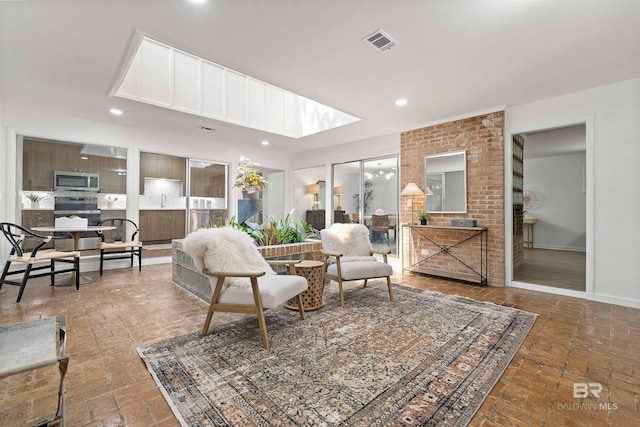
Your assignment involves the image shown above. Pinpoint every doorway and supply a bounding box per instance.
[512,124,587,292]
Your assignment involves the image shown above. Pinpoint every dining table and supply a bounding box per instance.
[32,225,115,285]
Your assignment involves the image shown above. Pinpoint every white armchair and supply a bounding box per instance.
[183,227,308,349]
[320,223,394,306]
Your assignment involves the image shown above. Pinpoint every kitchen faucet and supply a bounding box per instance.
[161,194,167,208]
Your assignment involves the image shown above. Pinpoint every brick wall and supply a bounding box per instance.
[400,112,505,286]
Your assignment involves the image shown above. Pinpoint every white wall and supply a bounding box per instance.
[525,153,586,251]
[291,166,324,221]
[508,77,640,306]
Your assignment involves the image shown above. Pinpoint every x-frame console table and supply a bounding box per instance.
[402,224,488,285]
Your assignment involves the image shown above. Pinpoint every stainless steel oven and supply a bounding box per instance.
[54,194,101,251]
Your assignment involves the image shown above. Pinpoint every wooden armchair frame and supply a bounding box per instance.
[321,249,393,307]
[201,260,305,350]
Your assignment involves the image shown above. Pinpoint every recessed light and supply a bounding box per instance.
[261,140,270,146]
[188,0,207,3]
[80,156,88,160]
[395,99,407,106]
[109,108,123,116]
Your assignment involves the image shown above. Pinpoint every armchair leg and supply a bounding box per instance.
[202,277,225,336]
[296,294,305,320]
[250,277,270,350]
[202,300,216,336]
[363,278,368,288]
[386,276,393,301]
[138,248,142,272]
[338,278,345,307]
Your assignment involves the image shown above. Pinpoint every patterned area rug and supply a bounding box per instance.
[138,284,537,426]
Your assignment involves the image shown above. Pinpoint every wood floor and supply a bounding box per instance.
[1,263,638,426]
[514,248,586,291]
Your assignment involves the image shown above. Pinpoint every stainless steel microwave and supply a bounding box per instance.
[54,171,99,191]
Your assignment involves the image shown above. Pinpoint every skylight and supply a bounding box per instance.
[112,35,360,138]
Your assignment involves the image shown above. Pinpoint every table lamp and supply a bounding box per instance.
[308,184,320,210]
[400,182,425,224]
[334,186,344,210]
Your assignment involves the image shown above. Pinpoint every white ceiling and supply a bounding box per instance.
[1,0,639,155]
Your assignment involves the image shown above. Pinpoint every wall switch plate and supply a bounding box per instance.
[421,249,429,255]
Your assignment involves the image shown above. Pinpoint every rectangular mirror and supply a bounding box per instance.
[425,150,466,213]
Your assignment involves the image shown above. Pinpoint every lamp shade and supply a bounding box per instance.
[307,184,320,194]
[400,182,424,196]
[333,186,344,196]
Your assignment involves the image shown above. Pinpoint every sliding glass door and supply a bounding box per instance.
[333,156,398,255]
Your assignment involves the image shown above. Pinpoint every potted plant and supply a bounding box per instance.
[26,192,45,208]
[418,211,431,225]
[233,156,267,198]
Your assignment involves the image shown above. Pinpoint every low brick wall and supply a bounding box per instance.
[171,239,324,301]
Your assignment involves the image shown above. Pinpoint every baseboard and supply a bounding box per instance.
[528,245,586,252]
[508,281,640,309]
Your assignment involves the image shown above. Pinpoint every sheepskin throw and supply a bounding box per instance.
[183,227,274,291]
[320,223,373,260]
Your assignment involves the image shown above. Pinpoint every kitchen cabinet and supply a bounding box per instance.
[139,210,186,243]
[21,210,55,250]
[190,163,227,198]
[22,139,124,192]
[140,152,186,195]
[306,210,325,231]
[99,157,126,194]
[100,210,126,221]
[23,139,55,191]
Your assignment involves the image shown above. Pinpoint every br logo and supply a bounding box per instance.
[573,383,602,398]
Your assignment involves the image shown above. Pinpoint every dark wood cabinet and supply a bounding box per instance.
[22,139,125,193]
[100,210,126,221]
[140,152,187,195]
[99,157,126,194]
[139,210,186,244]
[23,139,55,191]
[306,210,325,231]
[189,163,226,198]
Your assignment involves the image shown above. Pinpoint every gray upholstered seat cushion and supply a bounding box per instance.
[219,274,308,308]
[327,260,392,281]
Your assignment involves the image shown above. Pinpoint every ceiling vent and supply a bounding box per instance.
[362,29,399,52]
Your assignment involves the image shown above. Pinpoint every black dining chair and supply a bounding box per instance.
[95,218,142,275]
[0,222,80,302]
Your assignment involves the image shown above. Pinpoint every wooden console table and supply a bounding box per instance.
[402,224,488,285]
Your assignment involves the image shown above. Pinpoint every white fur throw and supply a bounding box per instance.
[183,227,275,292]
[320,224,372,260]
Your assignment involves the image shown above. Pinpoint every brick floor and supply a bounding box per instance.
[1,263,639,426]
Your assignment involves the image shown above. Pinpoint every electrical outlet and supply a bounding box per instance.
[421,249,429,255]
